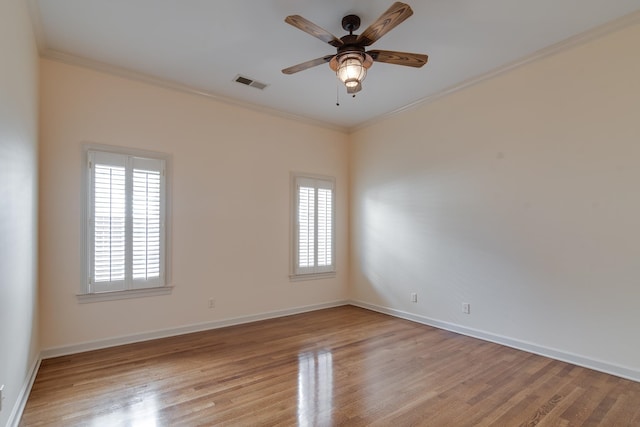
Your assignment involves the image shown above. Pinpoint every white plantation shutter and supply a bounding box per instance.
[294,175,335,276]
[317,187,332,267]
[88,151,165,293]
[298,186,315,268]
[131,157,164,288]
[93,162,126,289]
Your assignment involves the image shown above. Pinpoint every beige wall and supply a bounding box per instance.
[39,59,349,350]
[0,0,40,425]
[350,22,640,375]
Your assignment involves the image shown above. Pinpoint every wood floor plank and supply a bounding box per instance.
[19,306,640,426]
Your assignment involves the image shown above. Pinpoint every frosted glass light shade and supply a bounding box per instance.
[336,55,367,89]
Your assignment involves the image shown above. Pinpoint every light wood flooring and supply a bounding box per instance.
[20,306,640,426]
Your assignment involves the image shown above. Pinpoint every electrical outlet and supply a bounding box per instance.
[462,303,471,314]
[411,293,418,303]
[208,298,215,309]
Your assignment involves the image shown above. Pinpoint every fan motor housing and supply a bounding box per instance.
[337,35,364,54]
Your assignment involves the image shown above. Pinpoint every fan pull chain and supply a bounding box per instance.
[336,80,340,106]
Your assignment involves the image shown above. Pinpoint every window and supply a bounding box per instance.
[292,174,335,278]
[82,146,171,299]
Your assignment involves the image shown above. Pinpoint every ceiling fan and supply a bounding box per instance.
[282,2,428,95]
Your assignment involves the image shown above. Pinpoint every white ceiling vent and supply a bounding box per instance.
[233,75,268,90]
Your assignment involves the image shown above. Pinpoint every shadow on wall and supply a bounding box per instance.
[355,170,549,327]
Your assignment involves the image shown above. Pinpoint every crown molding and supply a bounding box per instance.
[349,9,640,133]
[25,0,640,134]
[40,49,348,133]
[27,0,346,132]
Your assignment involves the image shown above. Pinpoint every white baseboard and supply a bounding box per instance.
[41,300,349,359]
[350,299,640,383]
[13,301,347,425]
[19,297,637,426]
[7,355,41,427]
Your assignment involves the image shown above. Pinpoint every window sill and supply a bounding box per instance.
[289,272,336,282]
[77,286,173,303]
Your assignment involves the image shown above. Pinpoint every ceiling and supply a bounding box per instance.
[31,0,640,130]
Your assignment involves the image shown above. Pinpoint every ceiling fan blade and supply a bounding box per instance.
[285,15,344,48]
[368,50,428,67]
[282,55,335,75]
[356,2,414,46]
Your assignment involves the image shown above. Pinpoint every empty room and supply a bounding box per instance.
[2,0,640,425]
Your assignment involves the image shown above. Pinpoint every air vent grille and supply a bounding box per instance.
[234,75,268,90]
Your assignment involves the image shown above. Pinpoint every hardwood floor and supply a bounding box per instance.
[21,306,640,426]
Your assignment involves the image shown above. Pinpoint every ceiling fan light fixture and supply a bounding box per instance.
[337,53,367,88]
[347,82,362,95]
[282,3,427,98]
[335,52,373,93]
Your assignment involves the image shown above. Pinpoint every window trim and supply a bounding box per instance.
[290,172,336,281]
[79,143,173,302]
